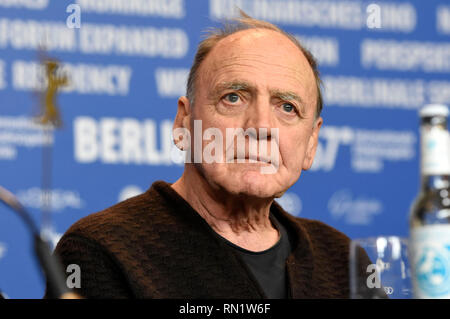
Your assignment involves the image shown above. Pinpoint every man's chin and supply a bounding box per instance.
[197,163,286,198]
[219,170,283,199]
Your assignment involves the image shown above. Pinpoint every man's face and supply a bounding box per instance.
[181,29,322,199]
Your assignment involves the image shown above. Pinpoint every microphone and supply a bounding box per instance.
[0,185,80,299]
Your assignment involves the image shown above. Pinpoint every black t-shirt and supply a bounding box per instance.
[215,213,293,299]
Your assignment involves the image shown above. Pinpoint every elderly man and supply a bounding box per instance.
[46,14,355,299]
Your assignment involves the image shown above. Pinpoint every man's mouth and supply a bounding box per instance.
[234,154,272,164]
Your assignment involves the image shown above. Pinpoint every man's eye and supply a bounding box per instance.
[224,93,240,103]
[282,103,295,113]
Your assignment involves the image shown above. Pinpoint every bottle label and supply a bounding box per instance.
[410,225,450,298]
[421,126,450,175]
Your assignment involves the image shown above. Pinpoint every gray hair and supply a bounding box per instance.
[186,10,323,118]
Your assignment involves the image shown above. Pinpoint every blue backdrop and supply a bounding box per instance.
[0,0,449,298]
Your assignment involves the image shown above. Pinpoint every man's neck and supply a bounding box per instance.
[171,166,279,252]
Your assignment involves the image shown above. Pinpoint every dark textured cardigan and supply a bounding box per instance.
[46,181,356,299]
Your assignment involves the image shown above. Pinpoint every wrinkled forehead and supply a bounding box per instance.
[198,29,317,102]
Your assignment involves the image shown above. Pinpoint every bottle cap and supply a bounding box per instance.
[419,104,449,118]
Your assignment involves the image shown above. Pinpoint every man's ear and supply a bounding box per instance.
[302,116,323,170]
[173,96,192,149]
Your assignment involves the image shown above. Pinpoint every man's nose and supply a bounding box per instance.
[243,97,275,139]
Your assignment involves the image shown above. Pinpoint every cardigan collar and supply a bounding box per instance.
[149,180,315,299]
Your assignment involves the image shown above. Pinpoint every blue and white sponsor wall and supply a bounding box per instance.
[0,0,449,298]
